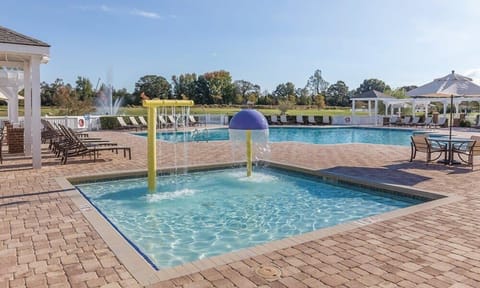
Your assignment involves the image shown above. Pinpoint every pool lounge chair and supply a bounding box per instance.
[409,117,420,126]
[397,116,411,126]
[188,115,200,126]
[270,115,280,125]
[388,116,399,126]
[296,115,305,125]
[322,116,330,125]
[129,116,146,130]
[280,115,289,125]
[416,117,432,128]
[432,117,447,128]
[410,135,447,163]
[117,117,139,131]
[158,115,171,128]
[138,116,148,126]
[308,116,317,125]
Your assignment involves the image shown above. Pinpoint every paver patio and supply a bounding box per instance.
[1,127,480,287]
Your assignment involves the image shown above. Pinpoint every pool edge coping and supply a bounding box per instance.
[56,162,464,285]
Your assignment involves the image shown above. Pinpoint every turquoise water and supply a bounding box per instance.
[136,127,417,146]
[76,167,424,268]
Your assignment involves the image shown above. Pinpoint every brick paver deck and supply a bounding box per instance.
[1,127,480,287]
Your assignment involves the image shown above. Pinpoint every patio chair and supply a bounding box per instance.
[280,115,289,125]
[452,136,480,169]
[308,115,317,125]
[270,115,280,125]
[409,135,447,163]
[129,116,146,129]
[188,115,200,126]
[117,117,139,131]
[296,115,305,125]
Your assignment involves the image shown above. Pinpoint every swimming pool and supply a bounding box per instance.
[137,127,418,146]
[76,167,425,269]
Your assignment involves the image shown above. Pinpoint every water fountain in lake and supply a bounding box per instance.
[95,84,124,115]
[229,109,270,176]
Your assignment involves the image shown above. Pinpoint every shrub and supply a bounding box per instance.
[100,116,120,129]
[459,119,471,127]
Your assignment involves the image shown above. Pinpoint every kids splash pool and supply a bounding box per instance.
[76,166,426,269]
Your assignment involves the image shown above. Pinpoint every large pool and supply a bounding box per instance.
[136,127,418,146]
[76,167,425,269]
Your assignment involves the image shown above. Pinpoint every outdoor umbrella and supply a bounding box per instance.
[407,70,480,142]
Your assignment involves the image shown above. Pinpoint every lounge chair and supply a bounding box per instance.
[398,116,411,126]
[117,117,139,131]
[409,117,420,126]
[129,116,146,129]
[388,116,399,126]
[280,115,289,125]
[417,117,432,128]
[59,126,131,164]
[270,115,280,125]
[138,116,149,127]
[188,115,200,126]
[158,115,171,128]
[296,115,305,125]
[167,115,177,128]
[410,135,447,163]
[432,117,447,128]
[452,136,480,169]
[307,116,317,125]
[321,116,330,125]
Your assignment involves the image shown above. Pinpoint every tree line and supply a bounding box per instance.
[39,69,416,114]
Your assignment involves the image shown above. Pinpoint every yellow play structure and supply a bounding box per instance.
[142,99,194,192]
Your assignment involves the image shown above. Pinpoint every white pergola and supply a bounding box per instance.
[351,90,480,120]
[0,26,50,169]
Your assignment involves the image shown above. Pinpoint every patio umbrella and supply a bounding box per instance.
[407,70,480,141]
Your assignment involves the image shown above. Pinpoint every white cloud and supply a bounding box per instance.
[131,9,161,19]
[464,69,480,85]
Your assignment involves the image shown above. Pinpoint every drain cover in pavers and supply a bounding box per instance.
[255,265,282,281]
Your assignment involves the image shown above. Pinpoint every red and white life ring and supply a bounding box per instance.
[78,117,86,129]
[344,116,351,124]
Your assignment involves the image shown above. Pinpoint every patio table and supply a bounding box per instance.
[428,137,474,165]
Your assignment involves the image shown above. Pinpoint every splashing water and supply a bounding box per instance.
[95,84,124,115]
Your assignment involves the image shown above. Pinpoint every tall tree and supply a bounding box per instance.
[193,75,212,104]
[306,69,329,96]
[133,75,172,104]
[204,70,235,104]
[234,80,261,104]
[75,76,95,101]
[326,81,350,106]
[355,79,391,95]
[172,73,197,100]
[273,82,296,103]
[41,78,64,106]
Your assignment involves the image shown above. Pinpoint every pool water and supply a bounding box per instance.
[137,127,417,146]
[76,167,424,268]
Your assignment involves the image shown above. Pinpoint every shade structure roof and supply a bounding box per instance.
[229,109,268,130]
[0,25,49,47]
[407,71,480,98]
[350,90,394,100]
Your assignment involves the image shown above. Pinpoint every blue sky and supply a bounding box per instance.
[3,0,480,92]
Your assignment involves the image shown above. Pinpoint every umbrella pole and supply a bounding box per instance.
[449,94,453,141]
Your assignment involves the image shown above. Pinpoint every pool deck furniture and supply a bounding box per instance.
[388,115,399,126]
[410,135,447,163]
[157,115,172,128]
[296,115,305,125]
[280,115,289,125]
[397,116,411,126]
[307,115,317,125]
[188,115,200,126]
[321,116,330,125]
[451,136,480,168]
[409,116,420,126]
[138,115,148,127]
[416,116,432,128]
[6,128,480,287]
[129,116,147,130]
[432,117,447,128]
[117,116,139,131]
[270,115,280,125]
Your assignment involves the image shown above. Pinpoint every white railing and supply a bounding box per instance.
[332,115,379,125]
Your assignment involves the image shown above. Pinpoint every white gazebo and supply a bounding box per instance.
[0,26,50,168]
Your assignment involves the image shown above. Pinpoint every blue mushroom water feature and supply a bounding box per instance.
[229,109,269,176]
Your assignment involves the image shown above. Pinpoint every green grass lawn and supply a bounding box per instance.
[0,105,358,117]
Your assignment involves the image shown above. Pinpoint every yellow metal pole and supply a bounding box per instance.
[147,106,157,192]
[246,130,252,177]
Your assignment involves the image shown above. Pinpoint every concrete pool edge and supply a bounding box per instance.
[56,162,463,285]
